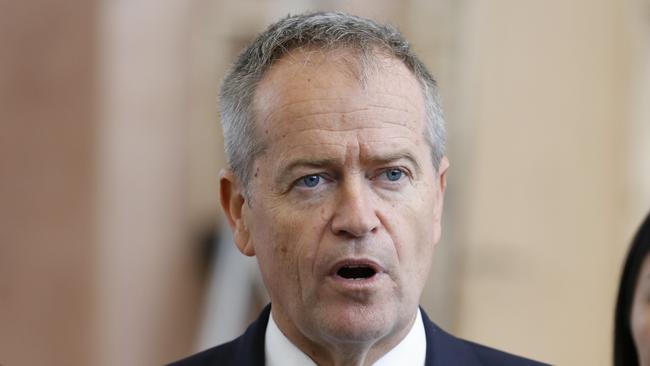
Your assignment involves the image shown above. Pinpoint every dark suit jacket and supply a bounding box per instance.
[168,305,549,366]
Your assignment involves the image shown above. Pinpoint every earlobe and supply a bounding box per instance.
[220,169,255,257]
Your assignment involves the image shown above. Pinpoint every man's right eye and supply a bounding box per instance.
[295,175,321,188]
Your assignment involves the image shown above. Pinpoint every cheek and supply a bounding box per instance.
[247,205,297,283]
[632,296,650,364]
[407,196,439,281]
[382,196,437,272]
[251,202,326,286]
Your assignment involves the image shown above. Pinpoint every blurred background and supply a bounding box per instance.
[1,0,649,365]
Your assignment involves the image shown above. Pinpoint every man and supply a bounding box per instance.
[171,12,547,366]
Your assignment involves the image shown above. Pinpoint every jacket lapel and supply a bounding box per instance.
[229,304,270,366]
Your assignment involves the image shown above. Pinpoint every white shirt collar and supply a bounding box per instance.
[265,309,426,366]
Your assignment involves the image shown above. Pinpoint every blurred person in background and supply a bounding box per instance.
[169,12,546,366]
[615,212,650,366]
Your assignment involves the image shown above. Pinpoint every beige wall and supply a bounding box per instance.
[626,0,650,229]
[453,1,633,364]
[0,1,96,365]
[94,1,205,365]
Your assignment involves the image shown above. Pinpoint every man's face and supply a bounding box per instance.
[221,49,448,351]
[632,254,650,366]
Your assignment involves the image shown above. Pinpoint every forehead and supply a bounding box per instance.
[253,48,426,134]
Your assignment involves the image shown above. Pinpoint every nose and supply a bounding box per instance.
[330,178,380,238]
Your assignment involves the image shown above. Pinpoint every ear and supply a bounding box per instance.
[437,156,449,200]
[432,156,449,243]
[220,169,255,256]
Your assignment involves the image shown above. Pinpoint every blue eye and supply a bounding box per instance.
[385,169,403,181]
[299,175,321,188]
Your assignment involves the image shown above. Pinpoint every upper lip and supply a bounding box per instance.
[329,258,385,276]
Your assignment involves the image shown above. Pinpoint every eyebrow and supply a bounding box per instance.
[275,158,341,183]
[364,151,422,174]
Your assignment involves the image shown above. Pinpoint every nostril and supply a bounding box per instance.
[331,216,380,238]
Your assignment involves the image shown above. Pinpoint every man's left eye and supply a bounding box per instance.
[384,168,404,182]
[295,175,322,188]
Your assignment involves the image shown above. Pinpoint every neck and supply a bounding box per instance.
[270,307,418,366]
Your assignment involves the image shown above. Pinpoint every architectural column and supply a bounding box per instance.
[0,1,96,365]
[454,0,630,364]
[95,1,203,364]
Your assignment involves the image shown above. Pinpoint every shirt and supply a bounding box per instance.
[265,309,426,366]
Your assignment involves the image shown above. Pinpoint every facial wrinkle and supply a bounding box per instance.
[261,103,410,129]
[258,93,419,128]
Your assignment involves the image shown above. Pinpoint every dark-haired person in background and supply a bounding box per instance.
[169,12,547,366]
[615,212,650,366]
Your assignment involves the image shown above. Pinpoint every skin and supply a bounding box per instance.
[632,254,650,366]
[220,48,449,366]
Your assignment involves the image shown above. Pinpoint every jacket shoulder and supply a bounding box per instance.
[421,308,550,366]
[166,340,239,366]
[165,305,271,366]
[465,340,550,366]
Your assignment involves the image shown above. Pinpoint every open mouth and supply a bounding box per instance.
[335,264,378,280]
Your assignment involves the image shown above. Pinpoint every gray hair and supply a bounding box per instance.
[219,12,446,188]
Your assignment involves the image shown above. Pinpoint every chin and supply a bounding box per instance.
[313,302,397,343]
